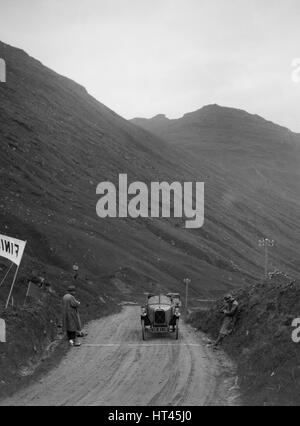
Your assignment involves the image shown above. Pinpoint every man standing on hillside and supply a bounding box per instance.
[214,294,239,348]
[62,285,82,347]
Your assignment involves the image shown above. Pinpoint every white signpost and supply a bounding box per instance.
[0,58,6,83]
[183,278,191,315]
[0,234,27,309]
[0,318,6,343]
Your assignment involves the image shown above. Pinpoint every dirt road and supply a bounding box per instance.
[0,306,239,406]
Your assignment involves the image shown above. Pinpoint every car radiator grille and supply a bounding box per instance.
[155,310,166,325]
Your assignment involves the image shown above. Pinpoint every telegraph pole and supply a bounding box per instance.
[183,278,191,315]
[258,238,274,278]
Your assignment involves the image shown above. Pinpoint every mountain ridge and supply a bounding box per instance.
[132,103,299,143]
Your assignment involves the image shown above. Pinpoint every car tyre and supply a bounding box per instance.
[141,319,146,341]
[175,319,179,340]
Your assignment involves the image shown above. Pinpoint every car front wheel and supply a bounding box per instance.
[175,319,179,340]
[141,319,146,341]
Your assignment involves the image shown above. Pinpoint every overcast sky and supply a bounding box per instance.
[0,0,299,131]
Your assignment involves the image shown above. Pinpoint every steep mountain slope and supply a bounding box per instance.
[132,106,300,277]
[0,40,299,309]
[0,41,257,311]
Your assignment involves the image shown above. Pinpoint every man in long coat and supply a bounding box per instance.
[63,285,82,346]
[214,294,239,348]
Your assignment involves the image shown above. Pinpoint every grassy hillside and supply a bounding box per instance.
[188,272,300,405]
[0,41,276,308]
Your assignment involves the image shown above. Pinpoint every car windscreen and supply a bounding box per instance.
[148,295,171,305]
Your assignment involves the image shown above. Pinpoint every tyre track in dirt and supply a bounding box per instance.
[0,306,239,406]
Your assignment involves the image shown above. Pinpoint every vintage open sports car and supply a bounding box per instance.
[140,293,181,340]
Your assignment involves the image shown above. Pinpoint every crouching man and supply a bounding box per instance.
[63,285,82,347]
[214,294,238,348]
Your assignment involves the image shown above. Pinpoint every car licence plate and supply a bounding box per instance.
[153,327,168,332]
